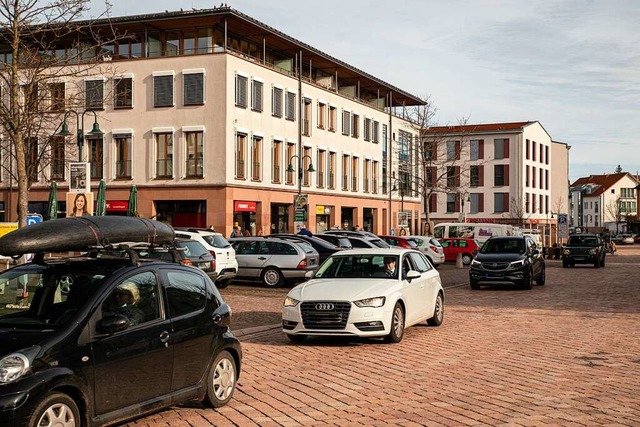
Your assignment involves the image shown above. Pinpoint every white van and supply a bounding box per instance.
[432,222,514,243]
[521,228,543,248]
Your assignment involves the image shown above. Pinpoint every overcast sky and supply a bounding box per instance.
[89,0,640,182]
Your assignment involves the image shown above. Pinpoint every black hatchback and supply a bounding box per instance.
[469,236,546,289]
[0,254,242,426]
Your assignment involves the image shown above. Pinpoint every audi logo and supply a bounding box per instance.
[315,303,335,311]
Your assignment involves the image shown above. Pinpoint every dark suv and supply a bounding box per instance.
[0,251,241,426]
[469,236,545,289]
[562,233,606,268]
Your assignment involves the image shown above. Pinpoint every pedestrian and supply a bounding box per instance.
[243,229,251,237]
[230,225,241,238]
[257,226,265,236]
[333,224,340,230]
[297,225,313,237]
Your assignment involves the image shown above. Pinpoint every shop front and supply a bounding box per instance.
[363,208,375,233]
[315,205,332,233]
[341,206,354,230]
[155,200,206,227]
[105,200,129,216]
[271,203,290,233]
[233,200,257,235]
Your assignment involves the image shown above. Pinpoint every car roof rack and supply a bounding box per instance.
[86,241,180,266]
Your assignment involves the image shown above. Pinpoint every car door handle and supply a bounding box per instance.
[159,331,170,343]
[258,256,267,260]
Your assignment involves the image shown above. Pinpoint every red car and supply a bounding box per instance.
[437,238,481,265]
[379,235,419,250]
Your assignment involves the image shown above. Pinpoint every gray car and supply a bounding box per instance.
[229,237,320,287]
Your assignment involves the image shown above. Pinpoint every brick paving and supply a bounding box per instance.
[125,248,640,426]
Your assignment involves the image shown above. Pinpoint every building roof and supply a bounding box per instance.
[73,6,425,107]
[424,121,535,135]
[570,173,636,197]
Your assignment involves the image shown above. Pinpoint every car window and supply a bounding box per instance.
[406,239,418,249]
[480,239,525,254]
[176,240,209,257]
[439,240,450,248]
[266,241,297,255]
[165,270,208,317]
[234,241,259,255]
[401,256,412,279]
[102,271,159,327]
[412,238,424,246]
[429,238,442,247]
[457,240,468,248]
[203,235,231,248]
[370,239,388,248]
[409,252,432,272]
[349,238,370,248]
[314,254,394,279]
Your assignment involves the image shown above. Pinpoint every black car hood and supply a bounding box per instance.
[0,328,51,356]
[475,253,525,263]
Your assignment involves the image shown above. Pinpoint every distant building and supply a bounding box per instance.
[569,173,638,234]
[422,121,570,246]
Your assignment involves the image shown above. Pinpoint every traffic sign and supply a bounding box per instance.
[26,214,43,226]
[558,214,567,224]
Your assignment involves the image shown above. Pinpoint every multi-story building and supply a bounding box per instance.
[0,7,423,236]
[422,121,570,244]
[569,173,638,234]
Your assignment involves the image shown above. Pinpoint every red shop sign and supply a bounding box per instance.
[234,201,256,212]
[106,200,129,211]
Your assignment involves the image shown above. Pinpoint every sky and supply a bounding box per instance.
[88,0,640,182]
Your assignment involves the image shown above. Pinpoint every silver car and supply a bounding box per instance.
[229,237,320,287]
[405,235,445,268]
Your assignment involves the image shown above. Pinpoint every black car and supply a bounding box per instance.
[268,234,343,263]
[469,236,545,289]
[562,233,606,268]
[315,234,352,249]
[137,238,218,281]
[0,250,241,426]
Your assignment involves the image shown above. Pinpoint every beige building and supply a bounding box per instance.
[422,121,570,243]
[0,7,424,236]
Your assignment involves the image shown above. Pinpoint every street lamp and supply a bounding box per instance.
[392,176,409,232]
[287,154,315,198]
[546,210,555,248]
[58,110,103,161]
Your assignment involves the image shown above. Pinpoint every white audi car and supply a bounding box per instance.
[282,248,444,343]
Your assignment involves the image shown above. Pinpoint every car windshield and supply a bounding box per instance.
[405,239,419,249]
[202,235,231,248]
[429,238,442,247]
[176,240,209,257]
[0,263,108,329]
[314,254,398,279]
[480,239,525,254]
[567,236,598,246]
[370,239,390,248]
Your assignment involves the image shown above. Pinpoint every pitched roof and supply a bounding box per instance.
[570,173,636,197]
[424,121,534,135]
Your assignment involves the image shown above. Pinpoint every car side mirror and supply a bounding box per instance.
[97,314,130,335]
[472,249,478,256]
[212,303,232,328]
[405,270,421,282]
[532,248,540,256]
[305,270,315,280]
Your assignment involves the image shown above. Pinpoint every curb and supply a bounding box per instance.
[233,323,281,338]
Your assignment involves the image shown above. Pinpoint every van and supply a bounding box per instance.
[432,222,514,243]
[521,228,543,248]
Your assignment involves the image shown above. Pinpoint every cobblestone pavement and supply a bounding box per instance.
[125,248,640,426]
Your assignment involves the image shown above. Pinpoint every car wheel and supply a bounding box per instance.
[427,292,444,326]
[287,334,307,342]
[461,253,473,265]
[28,392,80,427]
[536,265,546,286]
[470,280,480,290]
[523,270,533,289]
[384,302,405,343]
[261,267,284,287]
[216,278,231,289]
[204,350,237,408]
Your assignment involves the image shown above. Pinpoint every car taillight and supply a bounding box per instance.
[180,259,193,266]
[429,245,438,252]
[297,259,308,269]
[209,251,217,259]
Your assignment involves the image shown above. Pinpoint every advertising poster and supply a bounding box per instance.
[66,192,94,217]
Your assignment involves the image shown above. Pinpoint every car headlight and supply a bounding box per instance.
[588,248,597,255]
[283,296,300,307]
[470,259,481,267]
[353,296,386,308]
[0,353,30,383]
[510,259,525,267]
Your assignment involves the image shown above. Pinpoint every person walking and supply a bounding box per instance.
[230,225,241,238]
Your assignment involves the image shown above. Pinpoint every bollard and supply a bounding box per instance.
[456,252,464,268]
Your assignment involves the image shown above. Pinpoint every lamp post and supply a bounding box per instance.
[460,191,470,223]
[287,154,315,229]
[58,110,103,161]
[392,177,408,232]
[546,210,555,248]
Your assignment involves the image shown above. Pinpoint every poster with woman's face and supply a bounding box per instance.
[66,192,94,217]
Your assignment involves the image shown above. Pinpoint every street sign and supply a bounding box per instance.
[558,214,567,224]
[26,214,43,226]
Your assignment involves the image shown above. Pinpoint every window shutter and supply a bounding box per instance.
[478,140,484,159]
[85,80,104,109]
[455,166,460,187]
[455,194,460,212]
[154,75,173,107]
[184,73,204,105]
[342,110,351,135]
[455,140,461,160]
[504,193,510,212]
[285,91,296,120]
[504,164,510,186]
[479,165,484,186]
[235,75,247,107]
[504,139,510,158]
[272,87,283,117]
[252,80,263,112]
[479,193,484,212]
[430,193,437,213]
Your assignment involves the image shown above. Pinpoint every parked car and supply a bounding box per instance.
[378,235,419,250]
[282,248,444,343]
[405,235,445,268]
[174,228,238,288]
[268,234,343,264]
[562,233,607,268]
[345,236,390,249]
[438,237,482,265]
[229,237,320,287]
[616,234,635,245]
[321,230,390,248]
[315,234,353,249]
[0,246,242,426]
[469,236,545,289]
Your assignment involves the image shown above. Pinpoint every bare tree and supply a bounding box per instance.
[0,0,120,226]
[605,197,624,234]
[508,195,530,227]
